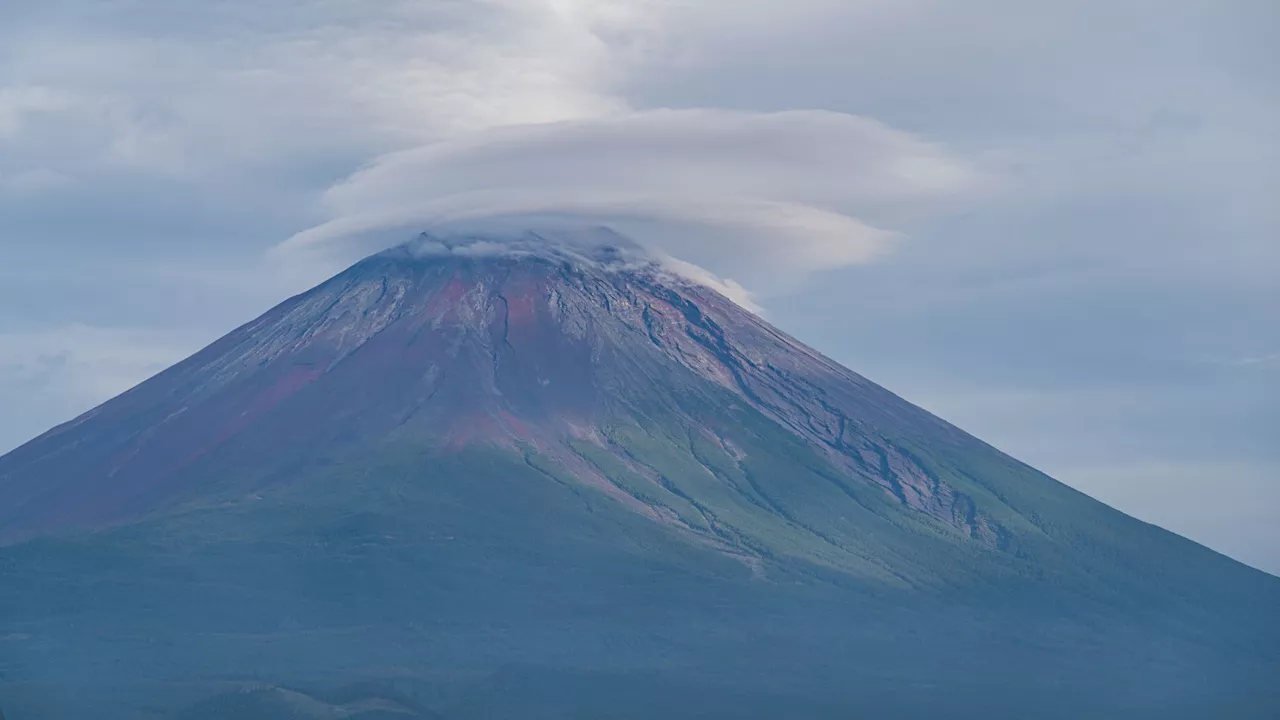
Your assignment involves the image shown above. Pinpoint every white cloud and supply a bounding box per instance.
[0,86,71,139]
[657,255,763,314]
[277,109,984,291]
[1231,353,1280,368]
[0,0,646,183]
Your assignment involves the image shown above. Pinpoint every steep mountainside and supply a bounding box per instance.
[1,231,1277,719]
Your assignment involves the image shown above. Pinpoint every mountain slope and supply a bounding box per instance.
[1,231,1276,719]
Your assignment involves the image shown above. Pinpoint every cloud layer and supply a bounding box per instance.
[279,108,984,291]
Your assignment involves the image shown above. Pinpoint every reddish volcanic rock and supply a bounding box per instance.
[0,231,1006,552]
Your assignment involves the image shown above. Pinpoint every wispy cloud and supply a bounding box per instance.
[0,1,652,182]
[0,86,71,138]
[1231,353,1280,368]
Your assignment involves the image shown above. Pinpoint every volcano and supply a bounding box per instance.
[1,230,1277,719]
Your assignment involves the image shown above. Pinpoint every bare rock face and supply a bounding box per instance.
[0,231,1009,568]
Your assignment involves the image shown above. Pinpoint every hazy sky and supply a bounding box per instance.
[1,1,1276,574]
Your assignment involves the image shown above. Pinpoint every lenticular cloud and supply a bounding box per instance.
[278,109,987,292]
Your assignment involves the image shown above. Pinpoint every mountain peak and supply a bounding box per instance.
[374,226,659,272]
[361,225,761,315]
[0,231,959,558]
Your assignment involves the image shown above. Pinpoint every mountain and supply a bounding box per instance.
[1,230,1277,719]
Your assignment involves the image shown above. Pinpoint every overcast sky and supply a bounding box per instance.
[1,0,1276,574]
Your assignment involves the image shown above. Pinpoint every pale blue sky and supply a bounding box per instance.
[0,0,1276,573]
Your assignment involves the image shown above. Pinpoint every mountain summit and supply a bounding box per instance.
[1,230,1277,719]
